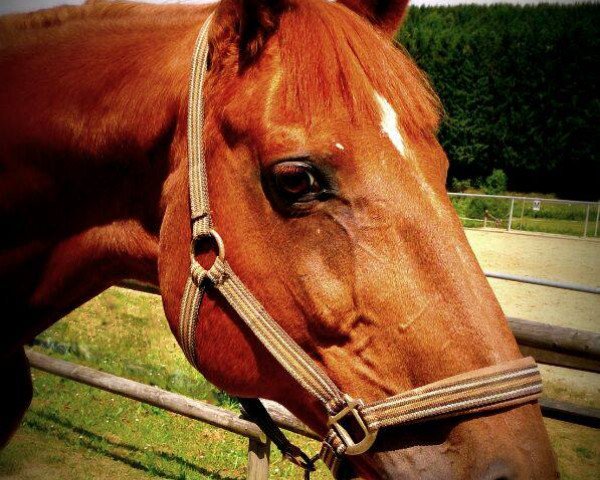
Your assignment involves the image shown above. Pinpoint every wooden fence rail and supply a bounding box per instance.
[118,280,600,373]
[508,317,600,373]
[26,350,600,480]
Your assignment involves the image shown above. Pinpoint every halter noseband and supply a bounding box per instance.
[177,15,543,478]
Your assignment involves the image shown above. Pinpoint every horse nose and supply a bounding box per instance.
[480,459,516,480]
[356,455,520,480]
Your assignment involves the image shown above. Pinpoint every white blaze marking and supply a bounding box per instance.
[334,142,345,150]
[374,91,407,158]
[374,91,445,218]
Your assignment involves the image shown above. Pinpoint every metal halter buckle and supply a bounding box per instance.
[327,394,378,455]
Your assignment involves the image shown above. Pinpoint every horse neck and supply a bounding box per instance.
[0,5,204,347]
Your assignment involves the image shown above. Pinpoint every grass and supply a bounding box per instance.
[511,217,590,237]
[1,287,598,479]
[545,420,600,480]
[0,288,330,480]
[450,193,599,237]
[0,430,157,480]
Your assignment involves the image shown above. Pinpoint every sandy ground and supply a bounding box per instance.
[465,229,600,407]
[466,229,600,331]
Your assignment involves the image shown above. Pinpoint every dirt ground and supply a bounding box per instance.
[465,229,599,331]
[465,229,600,409]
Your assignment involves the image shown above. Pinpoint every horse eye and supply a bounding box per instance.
[266,160,331,210]
[274,162,317,195]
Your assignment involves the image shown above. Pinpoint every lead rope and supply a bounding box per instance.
[238,398,318,478]
[179,15,544,479]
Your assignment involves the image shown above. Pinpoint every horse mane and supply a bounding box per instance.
[1,0,440,142]
[277,0,441,141]
[0,2,133,31]
[0,0,208,28]
[0,0,211,46]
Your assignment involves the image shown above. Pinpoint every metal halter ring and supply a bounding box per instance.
[190,229,227,285]
[191,228,225,260]
[327,394,378,455]
[207,229,225,261]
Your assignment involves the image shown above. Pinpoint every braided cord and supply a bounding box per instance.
[179,14,343,407]
[187,13,213,239]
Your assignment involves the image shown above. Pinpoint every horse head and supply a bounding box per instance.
[158,1,557,478]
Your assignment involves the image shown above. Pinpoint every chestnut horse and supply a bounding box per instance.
[0,0,557,478]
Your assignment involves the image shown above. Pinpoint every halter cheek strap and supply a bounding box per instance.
[178,15,543,479]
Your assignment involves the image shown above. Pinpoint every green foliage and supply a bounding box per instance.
[449,177,472,192]
[397,4,600,200]
[212,390,240,409]
[450,190,597,236]
[453,196,509,221]
[482,169,508,195]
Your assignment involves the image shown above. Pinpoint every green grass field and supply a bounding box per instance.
[0,288,330,480]
[459,217,593,237]
[450,194,599,238]
[511,217,592,237]
[0,288,598,479]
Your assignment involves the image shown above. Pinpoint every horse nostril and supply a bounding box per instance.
[485,473,513,480]
[481,460,516,480]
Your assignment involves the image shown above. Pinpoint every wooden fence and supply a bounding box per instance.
[26,350,314,480]
[120,280,600,374]
[26,349,600,479]
[26,279,600,479]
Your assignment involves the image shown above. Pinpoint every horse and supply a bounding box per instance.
[0,0,558,478]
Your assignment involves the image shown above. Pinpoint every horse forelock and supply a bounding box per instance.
[274,0,441,142]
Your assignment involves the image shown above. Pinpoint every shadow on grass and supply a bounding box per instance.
[25,410,241,480]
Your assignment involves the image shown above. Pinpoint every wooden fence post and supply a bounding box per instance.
[247,438,270,480]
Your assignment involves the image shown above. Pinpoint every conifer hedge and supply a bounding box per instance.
[397,4,599,200]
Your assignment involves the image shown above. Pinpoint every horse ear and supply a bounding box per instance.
[338,0,410,37]
[211,0,287,69]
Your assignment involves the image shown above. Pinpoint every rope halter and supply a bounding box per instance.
[177,14,543,478]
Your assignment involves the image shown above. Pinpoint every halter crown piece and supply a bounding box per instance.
[178,14,544,479]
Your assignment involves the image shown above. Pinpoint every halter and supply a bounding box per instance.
[178,15,543,478]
